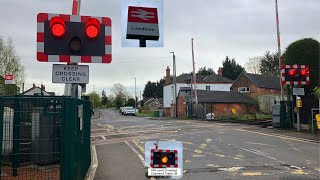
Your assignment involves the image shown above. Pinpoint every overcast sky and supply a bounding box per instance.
[0,0,319,97]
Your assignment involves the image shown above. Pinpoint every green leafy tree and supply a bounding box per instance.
[0,37,25,86]
[283,38,319,91]
[101,90,108,107]
[87,92,101,108]
[143,78,165,98]
[222,56,245,80]
[259,51,280,77]
[110,83,128,109]
[196,66,215,75]
[127,98,135,107]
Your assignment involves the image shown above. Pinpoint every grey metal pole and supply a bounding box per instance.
[134,78,137,111]
[297,108,300,132]
[275,0,283,101]
[170,52,177,118]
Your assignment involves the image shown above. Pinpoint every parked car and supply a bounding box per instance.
[206,113,215,120]
[119,106,132,114]
[123,107,136,116]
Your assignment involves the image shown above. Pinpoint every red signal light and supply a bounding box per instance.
[288,69,295,76]
[50,17,66,38]
[85,18,100,39]
[300,69,307,76]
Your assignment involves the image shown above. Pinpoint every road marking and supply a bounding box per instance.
[86,145,98,180]
[241,172,265,176]
[133,140,145,154]
[100,135,106,140]
[218,167,244,172]
[235,128,318,144]
[185,160,191,163]
[215,154,225,158]
[245,142,277,147]
[240,148,285,164]
[125,141,145,166]
[206,164,219,167]
[182,141,193,145]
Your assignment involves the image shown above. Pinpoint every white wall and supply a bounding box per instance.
[163,83,233,108]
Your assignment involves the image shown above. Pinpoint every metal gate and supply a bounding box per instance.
[0,96,91,180]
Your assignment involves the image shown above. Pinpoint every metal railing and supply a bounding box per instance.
[0,96,91,180]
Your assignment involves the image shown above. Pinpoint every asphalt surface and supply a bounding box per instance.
[92,109,320,180]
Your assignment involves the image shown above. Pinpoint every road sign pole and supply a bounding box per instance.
[139,36,146,47]
[66,0,81,98]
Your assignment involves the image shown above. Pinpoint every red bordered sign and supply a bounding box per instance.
[37,13,112,63]
[150,149,178,168]
[281,64,310,85]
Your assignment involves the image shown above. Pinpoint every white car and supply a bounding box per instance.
[206,113,215,120]
[123,107,136,116]
[120,106,132,114]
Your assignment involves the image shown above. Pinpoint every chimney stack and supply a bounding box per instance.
[165,66,171,83]
[218,67,223,76]
[33,83,36,88]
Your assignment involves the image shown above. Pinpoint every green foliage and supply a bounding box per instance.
[127,98,135,107]
[87,92,101,108]
[314,86,320,98]
[260,51,280,77]
[110,83,129,109]
[196,66,215,75]
[0,37,25,86]
[0,77,19,95]
[101,90,108,106]
[283,38,320,90]
[143,78,165,98]
[222,56,245,80]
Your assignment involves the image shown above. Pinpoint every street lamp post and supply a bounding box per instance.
[170,52,177,118]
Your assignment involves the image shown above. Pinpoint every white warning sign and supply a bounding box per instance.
[52,64,89,84]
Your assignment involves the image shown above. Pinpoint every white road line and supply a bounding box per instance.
[240,147,285,164]
[85,145,98,180]
[125,141,145,166]
[100,135,106,140]
[235,128,318,144]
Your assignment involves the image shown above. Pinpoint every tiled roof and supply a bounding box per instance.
[197,90,254,104]
[244,73,281,90]
[167,73,233,84]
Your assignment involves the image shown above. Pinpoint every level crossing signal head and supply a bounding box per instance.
[281,65,310,85]
[37,13,112,64]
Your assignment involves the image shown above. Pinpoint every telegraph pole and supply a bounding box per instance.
[191,38,198,105]
[275,0,283,100]
[134,78,137,111]
[170,52,177,118]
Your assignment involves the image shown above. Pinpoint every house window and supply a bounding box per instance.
[238,87,250,93]
[206,86,210,90]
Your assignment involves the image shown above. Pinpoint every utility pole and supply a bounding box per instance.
[275,0,283,100]
[191,38,198,105]
[140,91,142,108]
[134,78,137,111]
[170,52,177,118]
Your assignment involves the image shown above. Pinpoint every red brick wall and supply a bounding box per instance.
[177,96,187,119]
[204,103,255,115]
[231,74,280,98]
[164,108,170,117]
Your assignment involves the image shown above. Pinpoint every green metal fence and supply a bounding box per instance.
[0,96,91,180]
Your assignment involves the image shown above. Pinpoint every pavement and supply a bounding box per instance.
[90,109,320,180]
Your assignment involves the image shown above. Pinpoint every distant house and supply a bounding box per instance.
[163,66,233,117]
[230,73,281,98]
[143,98,163,111]
[177,89,255,119]
[22,84,55,96]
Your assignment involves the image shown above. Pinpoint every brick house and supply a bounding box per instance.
[163,66,233,117]
[230,73,281,98]
[177,90,255,119]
